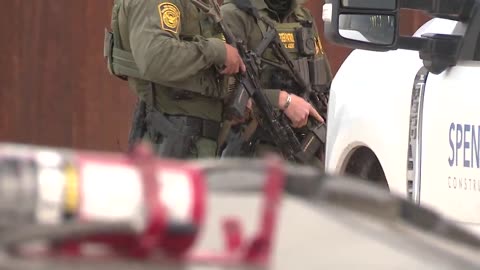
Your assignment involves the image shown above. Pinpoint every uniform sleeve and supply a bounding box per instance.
[128,0,226,86]
[221,4,281,108]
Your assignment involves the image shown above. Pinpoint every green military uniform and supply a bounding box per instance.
[220,0,333,166]
[105,0,229,158]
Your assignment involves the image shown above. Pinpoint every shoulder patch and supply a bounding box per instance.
[158,2,180,34]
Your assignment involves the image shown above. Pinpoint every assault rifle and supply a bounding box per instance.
[191,0,326,163]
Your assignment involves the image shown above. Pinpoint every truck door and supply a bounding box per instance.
[419,62,480,226]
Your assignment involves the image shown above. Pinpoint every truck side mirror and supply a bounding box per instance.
[338,14,396,46]
[323,0,399,52]
[323,0,475,74]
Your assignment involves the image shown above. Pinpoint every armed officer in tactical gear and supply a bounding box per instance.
[104,0,245,158]
[220,0,333,165]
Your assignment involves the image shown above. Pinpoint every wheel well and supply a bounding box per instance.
[344,147,389,190]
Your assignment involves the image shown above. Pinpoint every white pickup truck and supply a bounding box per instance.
[322,0,480,232]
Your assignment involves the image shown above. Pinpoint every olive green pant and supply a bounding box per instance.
[144,131,217,159]
[187,138,217,158]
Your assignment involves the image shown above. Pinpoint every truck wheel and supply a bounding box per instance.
[344,147,389,190]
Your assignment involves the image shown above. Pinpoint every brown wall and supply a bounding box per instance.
[0,1,429,152]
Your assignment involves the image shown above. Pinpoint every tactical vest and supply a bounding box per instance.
[104,0,226,121]
[104,0,139,81]
[262,10,330,92]
[230,0,331,93]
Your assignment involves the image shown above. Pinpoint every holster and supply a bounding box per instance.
[220,122,259,158]
[127,99,147,150]
[145,111,220,158]
[220,129,254,158]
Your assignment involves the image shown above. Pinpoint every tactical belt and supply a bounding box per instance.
[146,110,220,141]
